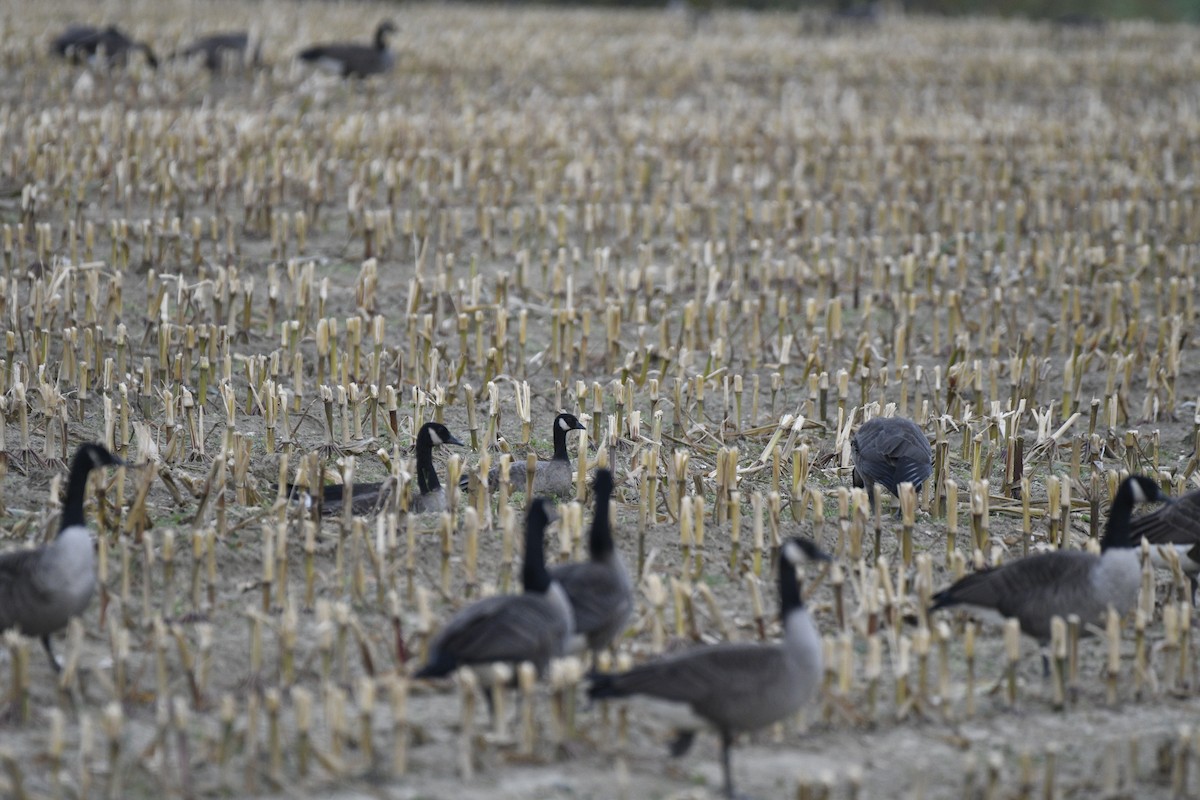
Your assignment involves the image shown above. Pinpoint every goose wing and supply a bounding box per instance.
[430,594,565,666]
[0,547,50,631]
[550,561,631,638]
[1130,492,1200,545]
[852,419,932,494]
[591,643,787,706]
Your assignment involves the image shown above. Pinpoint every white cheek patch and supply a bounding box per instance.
[428,428,443,446]
[558,416,569,432]
[1129,480,1146,504]
[782,542,803,564]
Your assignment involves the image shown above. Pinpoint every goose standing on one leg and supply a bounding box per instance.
[0,443,123,672]
[298,21,396,78]
[294,421,463,516]
[931,475,1167,672]
[588,538,829,800]
[550,468,632,661]
[414,498,573,679]
[851,415,932,509]
[1128,486,1200,604]
[461,412,587,499]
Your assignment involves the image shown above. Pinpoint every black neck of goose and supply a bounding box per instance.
[1100,481,1137,551]
[415,427,440,495]
[374,28,389,50]
[552,418,573,462]
[61,451,95,532]
[522,514,551,594]
[778,550,803,621]
[588,485,613,561]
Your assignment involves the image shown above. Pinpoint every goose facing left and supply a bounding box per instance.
[931,475,1166,670]
[588,537,829,800]
[298,21,396,78]
[0,443,123,671]
[51,24,159,68]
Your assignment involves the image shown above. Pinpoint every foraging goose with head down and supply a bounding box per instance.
[549,469,632,659]
[415,498,573,679]
[51,24,158,68]
[1129,487,1200,604]
[588,537,829,800]
[298,21,396,78]
[931,475,1167,671]
[851,415,933,508]
[176,32,258,72]
[0,443,123,671]
[293,421,463,516]
[461,412,587,498]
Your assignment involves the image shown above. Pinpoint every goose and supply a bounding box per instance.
[851,415,932,507]
[415,498,573,679]
[461,412,587,498]
[298,21,396,78]
[588,537,829,800]
[549,469,633,660]
[51,24,158,68]
[931,475,1167,672]
[176,32,259,72]
[0,443,123,671]
[1129,487,1200,604]
[293,422,463,516]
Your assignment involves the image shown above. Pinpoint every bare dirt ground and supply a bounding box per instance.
[1,1,1200,798]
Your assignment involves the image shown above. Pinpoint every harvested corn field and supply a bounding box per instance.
[1,2,1200,798]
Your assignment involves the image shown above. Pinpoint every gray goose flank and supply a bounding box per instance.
[549,468,632,658]
[415,498,573,678]
[0,443,123,671]
[588,537,829,800]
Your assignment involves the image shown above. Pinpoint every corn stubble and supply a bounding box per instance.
[0,3,1197,798]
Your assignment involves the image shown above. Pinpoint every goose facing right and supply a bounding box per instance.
[588,537,829,800]
[414,498,573,679]
[851,415,932,506]
[461,412,587,498]
[931,475,1167,666]
[0,443,123,671]
[298,21,396,78]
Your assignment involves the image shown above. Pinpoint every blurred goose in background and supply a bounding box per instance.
[931,475,1167,672]
[1129,486,1200,603]
[51,24,158,68]
[851,415,932,507]
[588,537,829,800]
[298,20,396,78]
[549,469,632,660]
[0,443,123,671]
[461,412,587,498]
[415,498,573,678]
[176,31,259,72]
[293,422,463,516]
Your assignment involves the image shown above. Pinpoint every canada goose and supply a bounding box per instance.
[588,537,829,800]
[293,422,463,516]
[176,32,258,72]
[931,475,1166,671]
[549,469,633,659]
[298,21,396,78]
[1129,488,1200,603]
[851,415,932,507]
[461,412,587,498]
[51,24,158,68]
[415,498,573,679]
[0,443,123,672]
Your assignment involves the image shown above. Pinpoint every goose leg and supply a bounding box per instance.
[720,728,735,800]
[667,729,696,757]
[42,636,62,673]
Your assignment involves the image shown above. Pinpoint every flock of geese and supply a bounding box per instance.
[0,414,1194,797]
[49,20,400,78]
